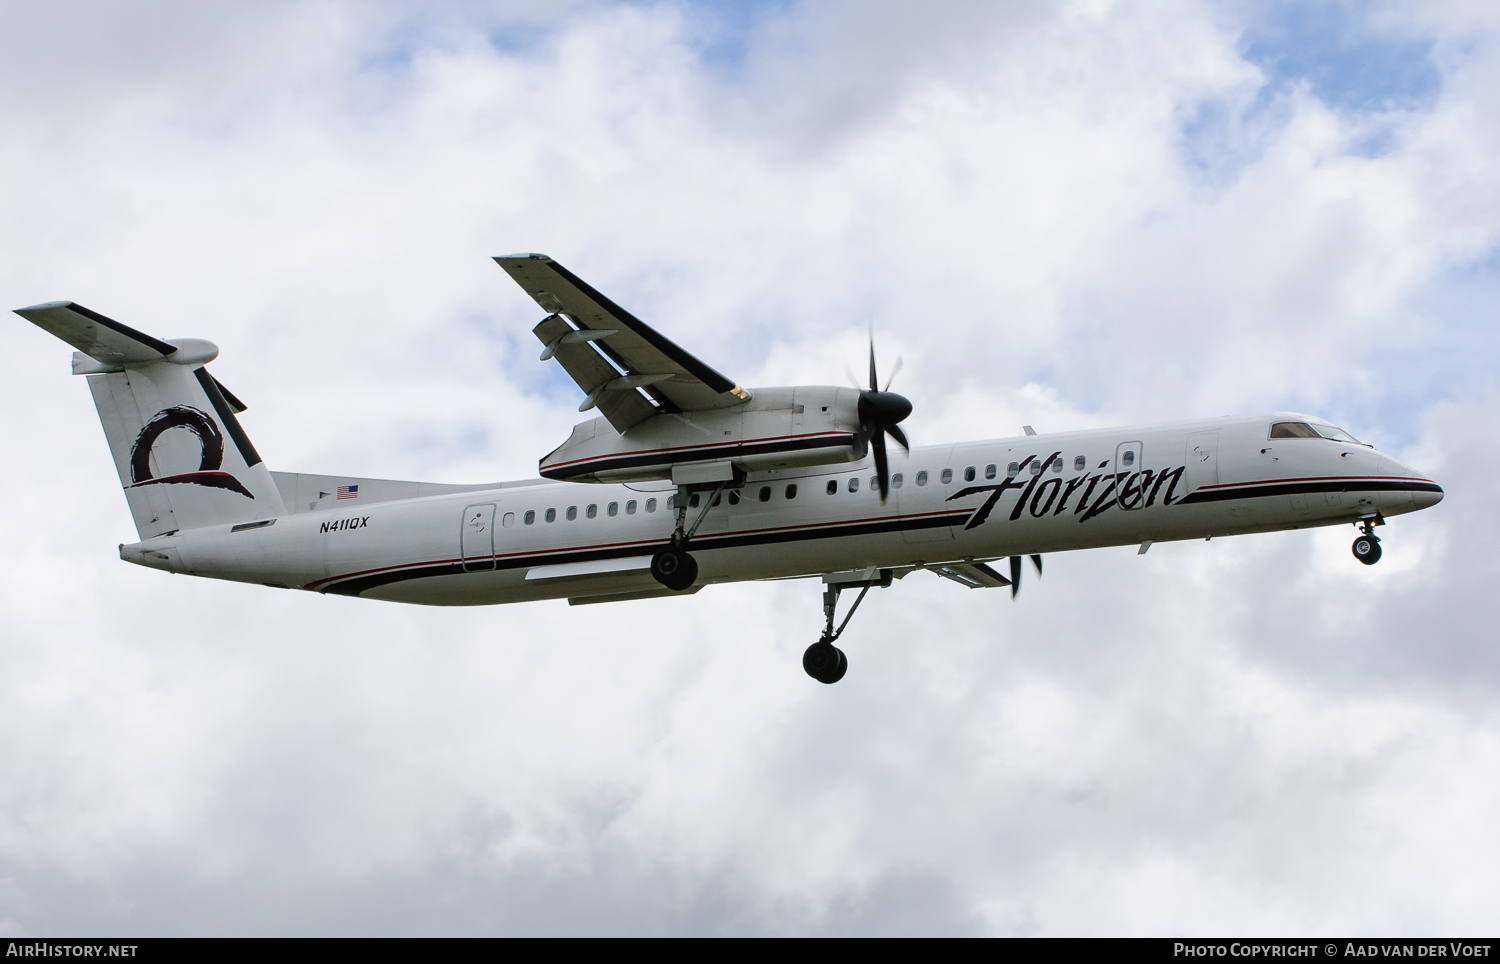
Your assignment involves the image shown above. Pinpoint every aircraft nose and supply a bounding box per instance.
[1412,483,1444,510]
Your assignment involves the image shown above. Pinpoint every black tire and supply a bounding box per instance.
[650,548,699,591]
[802,642,848,684]
[1352,535,1382,565]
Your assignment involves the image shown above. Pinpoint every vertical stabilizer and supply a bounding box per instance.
[16,301,286,538]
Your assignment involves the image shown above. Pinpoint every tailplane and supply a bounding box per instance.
[17,301,286,538]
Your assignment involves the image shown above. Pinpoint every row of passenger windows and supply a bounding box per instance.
[512,453,1117,525]
[521,498,659,525]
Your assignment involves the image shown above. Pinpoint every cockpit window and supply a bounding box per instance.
[1269,421,1362,444]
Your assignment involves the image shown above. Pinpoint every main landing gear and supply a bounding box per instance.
[649,480,732,592]
[1352,516,1383,566]
[803,570,891,684]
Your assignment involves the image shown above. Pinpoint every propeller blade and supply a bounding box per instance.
[1030,554,1043,577]
[843,361,861,390]
[885,423,909,453]
[868,336,879,392]
[883,354,903,392]
[1009,555,1022,599]
[872,429,890,503]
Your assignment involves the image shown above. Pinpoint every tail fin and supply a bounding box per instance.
[16,301,286,538]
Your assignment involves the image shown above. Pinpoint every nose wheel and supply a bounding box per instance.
[803,639,848,684]
[1352,517,1383,566]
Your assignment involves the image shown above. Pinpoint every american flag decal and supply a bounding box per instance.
[336,485,359,500]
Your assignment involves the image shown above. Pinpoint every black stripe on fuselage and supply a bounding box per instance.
[320,510,970,596]
[319,476,1442,597]
[1175,478,1442,504]
[541,433,858,479]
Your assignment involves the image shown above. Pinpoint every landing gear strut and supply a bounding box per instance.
[649,480,730,592]
[1352,516,1383,566]
[802,570,890,684]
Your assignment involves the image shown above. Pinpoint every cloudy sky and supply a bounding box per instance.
[2,0,1498,936]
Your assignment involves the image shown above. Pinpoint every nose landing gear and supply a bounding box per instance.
[1352,516,1383,566]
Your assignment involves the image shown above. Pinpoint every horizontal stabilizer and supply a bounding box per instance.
[16,301,223,374]
[17,301,177,365]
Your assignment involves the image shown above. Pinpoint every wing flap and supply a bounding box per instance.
[533,314,657,433]
[931,562,1013,589]
[497,254,749,415]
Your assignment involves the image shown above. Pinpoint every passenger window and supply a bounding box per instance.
[759,486,771,502]
[544,508,556,523]
[524,509,535,525]
[826,480,838,495]
[1074,456,1086,472]
[586,504,598,519]
[849,477,860,493]
[712,492,722,506]
[985,464,997,479]
[626,500,637,515]
[870,476,879,490]
[785,483,798,499]
[1122,451,1135,467]
[502,511,515,527]
[690,493,701,508]
[1052,458,1062,473]
[645,498,657,513]
[892,473,903,488]
[566,506,578,521]
[964,466,976,482]
[1007,462,1019,477]
[916,470,928,486]
[1030,461,1042,475]
[941,468,953,484]
[728,490,740,506]
[608,502,619,517]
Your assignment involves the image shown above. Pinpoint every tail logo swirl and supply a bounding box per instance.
[127,406,255,499]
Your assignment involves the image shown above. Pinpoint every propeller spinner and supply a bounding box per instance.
[856,337,912,503]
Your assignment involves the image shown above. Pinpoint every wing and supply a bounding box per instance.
[495,254,750,433]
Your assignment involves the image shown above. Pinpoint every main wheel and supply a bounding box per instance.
[802,642,848,684]
[650,547,699,591]
[1352,535,1382,565]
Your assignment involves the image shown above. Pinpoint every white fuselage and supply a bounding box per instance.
[118,413,1442,606]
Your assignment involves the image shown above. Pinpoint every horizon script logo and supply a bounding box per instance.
[946,450,1186,530]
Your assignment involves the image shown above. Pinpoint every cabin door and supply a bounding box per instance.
[1184,433,1219,494]
[1115,441,1145,509]
[461,503,497,571]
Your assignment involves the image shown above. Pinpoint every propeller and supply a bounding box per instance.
[1006,554,1044,600]
[856,335,912,503]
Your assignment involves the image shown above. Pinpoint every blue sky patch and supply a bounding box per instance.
[1242,1,1441,113]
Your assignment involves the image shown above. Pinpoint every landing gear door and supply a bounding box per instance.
[1115,441,1145,510]
[1184,433,1219,495]
[461,503,497,572]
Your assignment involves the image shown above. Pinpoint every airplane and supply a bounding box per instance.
[15,253,1445,684]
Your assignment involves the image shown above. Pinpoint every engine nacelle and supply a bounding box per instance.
[540,386,865,483]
